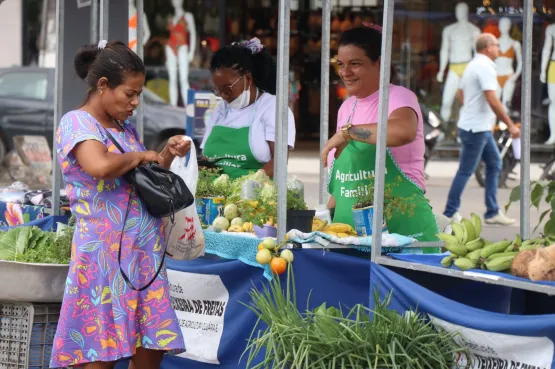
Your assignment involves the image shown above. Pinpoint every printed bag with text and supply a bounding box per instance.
[165,138,205,260]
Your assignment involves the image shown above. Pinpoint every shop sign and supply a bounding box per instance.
[430,315,554,369]
[193,92,221,139]
[167,270,229,365]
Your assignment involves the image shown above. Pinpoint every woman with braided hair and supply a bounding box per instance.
[201,38,296,179]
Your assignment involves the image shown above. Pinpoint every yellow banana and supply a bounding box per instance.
[461,218,477,242]
[312,219,328,232]
[470,213,482,238]
[325,223,356,234]
[243,222,254,233]
[323,230,338,237]
[337,232,350,238]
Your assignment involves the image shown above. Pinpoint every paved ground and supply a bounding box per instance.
[287,144,547,242]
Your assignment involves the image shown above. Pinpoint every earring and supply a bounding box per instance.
[99,89,104,95]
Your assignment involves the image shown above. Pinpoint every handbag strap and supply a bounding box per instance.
[101,125,127,154]
[117,190,175,292]
[99,123,173,292]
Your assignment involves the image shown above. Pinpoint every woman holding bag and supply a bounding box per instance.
[50,40,188,369]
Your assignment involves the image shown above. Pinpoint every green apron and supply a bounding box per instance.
[329,104,440,252]
[202,117,264,180]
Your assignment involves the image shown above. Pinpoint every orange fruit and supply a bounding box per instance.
[270,257,287,275]
[258,243,264,251]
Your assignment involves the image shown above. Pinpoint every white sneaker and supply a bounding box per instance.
[485,212,516,226]
[450,212,463,223]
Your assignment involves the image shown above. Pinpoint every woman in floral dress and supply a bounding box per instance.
[50,40,191,369]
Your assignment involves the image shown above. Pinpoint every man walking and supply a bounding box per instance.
[444,33,520,225]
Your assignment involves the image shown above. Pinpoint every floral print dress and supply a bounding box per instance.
[50,110,185,368]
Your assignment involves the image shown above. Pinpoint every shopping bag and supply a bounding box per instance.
[164,137,205,260]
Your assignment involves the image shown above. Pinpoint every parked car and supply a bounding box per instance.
[0,67,193,163]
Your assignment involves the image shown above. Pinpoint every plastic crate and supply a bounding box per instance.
[0,302,60,369]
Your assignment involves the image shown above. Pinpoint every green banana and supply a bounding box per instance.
[481,263,486,270]
[465,238,485,252]
[445,243,468,257]
[454,257,476,271]
[505,243,519,253]
[484,240,493,246]
[487,251,519,260]
[484,254,516,272]
[470,213,482,238]
[480,240,512,258]
[451,223,465,244]
[520,239,533,248]
[441,255,456,268]
[466,248,483,263]
[461,218,477,243]
[437,233,459,245]
[514,234,522,247]
[520,244,540,251]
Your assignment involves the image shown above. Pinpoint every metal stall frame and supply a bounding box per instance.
[52,0,146,215]
[364,1,555,296]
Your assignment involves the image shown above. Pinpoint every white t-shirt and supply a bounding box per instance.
[200,92,296,163]
[457,53,499,132]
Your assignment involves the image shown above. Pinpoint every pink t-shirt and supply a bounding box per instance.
[329,85,426,191]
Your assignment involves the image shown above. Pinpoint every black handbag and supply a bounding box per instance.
[102,126,194,292]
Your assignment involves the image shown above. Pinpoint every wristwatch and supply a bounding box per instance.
[341,124,353,142]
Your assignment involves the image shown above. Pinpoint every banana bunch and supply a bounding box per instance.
[320,222,357,238]
[312,218,328,232]
[438,213,517,272]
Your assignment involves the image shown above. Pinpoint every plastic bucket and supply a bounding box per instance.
[197,197,225,225]
[352,205,388,237]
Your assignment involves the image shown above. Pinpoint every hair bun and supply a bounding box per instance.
[74,44,101,80]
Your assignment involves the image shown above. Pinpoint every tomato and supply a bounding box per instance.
[270,257,287,275]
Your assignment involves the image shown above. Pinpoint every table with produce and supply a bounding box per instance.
[1,173,555,369]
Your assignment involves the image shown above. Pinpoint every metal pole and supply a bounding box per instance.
[275,0,291,243]
[90,0,98,43]
[520,2,533,240]
[319,0,331,205]
[370,0,394,262]
[219,0,226,48]
[136,0,145,140]
[99,0,108,39]
[52,0,65,216]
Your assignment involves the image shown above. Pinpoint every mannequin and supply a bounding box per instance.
[496,17,522,159]
[166,0,197,107]
[128,0,150,54]
[436,2,480,122]
[540,23,555,144]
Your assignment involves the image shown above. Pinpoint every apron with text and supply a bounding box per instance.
[203,124,263,179]
[329,110,440,250]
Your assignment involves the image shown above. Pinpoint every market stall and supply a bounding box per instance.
[2,0,555,369]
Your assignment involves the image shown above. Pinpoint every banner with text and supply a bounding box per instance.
[370,263,555,369]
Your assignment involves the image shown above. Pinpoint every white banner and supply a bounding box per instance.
[430,315,554,369]
[167,270,229,364]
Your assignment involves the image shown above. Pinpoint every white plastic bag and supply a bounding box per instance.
[164,137,205,260]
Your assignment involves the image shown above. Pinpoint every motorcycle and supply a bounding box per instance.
[417,90,445,169]
[474,112,521,188]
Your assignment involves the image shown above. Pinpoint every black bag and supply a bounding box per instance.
[103,127,194,291]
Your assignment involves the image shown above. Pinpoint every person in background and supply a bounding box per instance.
[201,37,296,179]
[50,40,188,369]
[443,33,520,225]
[321,25,439,245]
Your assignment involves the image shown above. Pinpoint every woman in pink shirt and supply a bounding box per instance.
[322,25,439,245]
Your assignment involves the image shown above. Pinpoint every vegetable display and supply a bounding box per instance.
[0,221,74,264]
[242,267,466,369]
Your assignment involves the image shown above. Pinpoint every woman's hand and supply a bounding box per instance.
[140,151,164,165]
[321,132,348,168]
[167,136,191,157]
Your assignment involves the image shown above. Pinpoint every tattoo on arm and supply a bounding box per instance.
[350,126,373,141]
